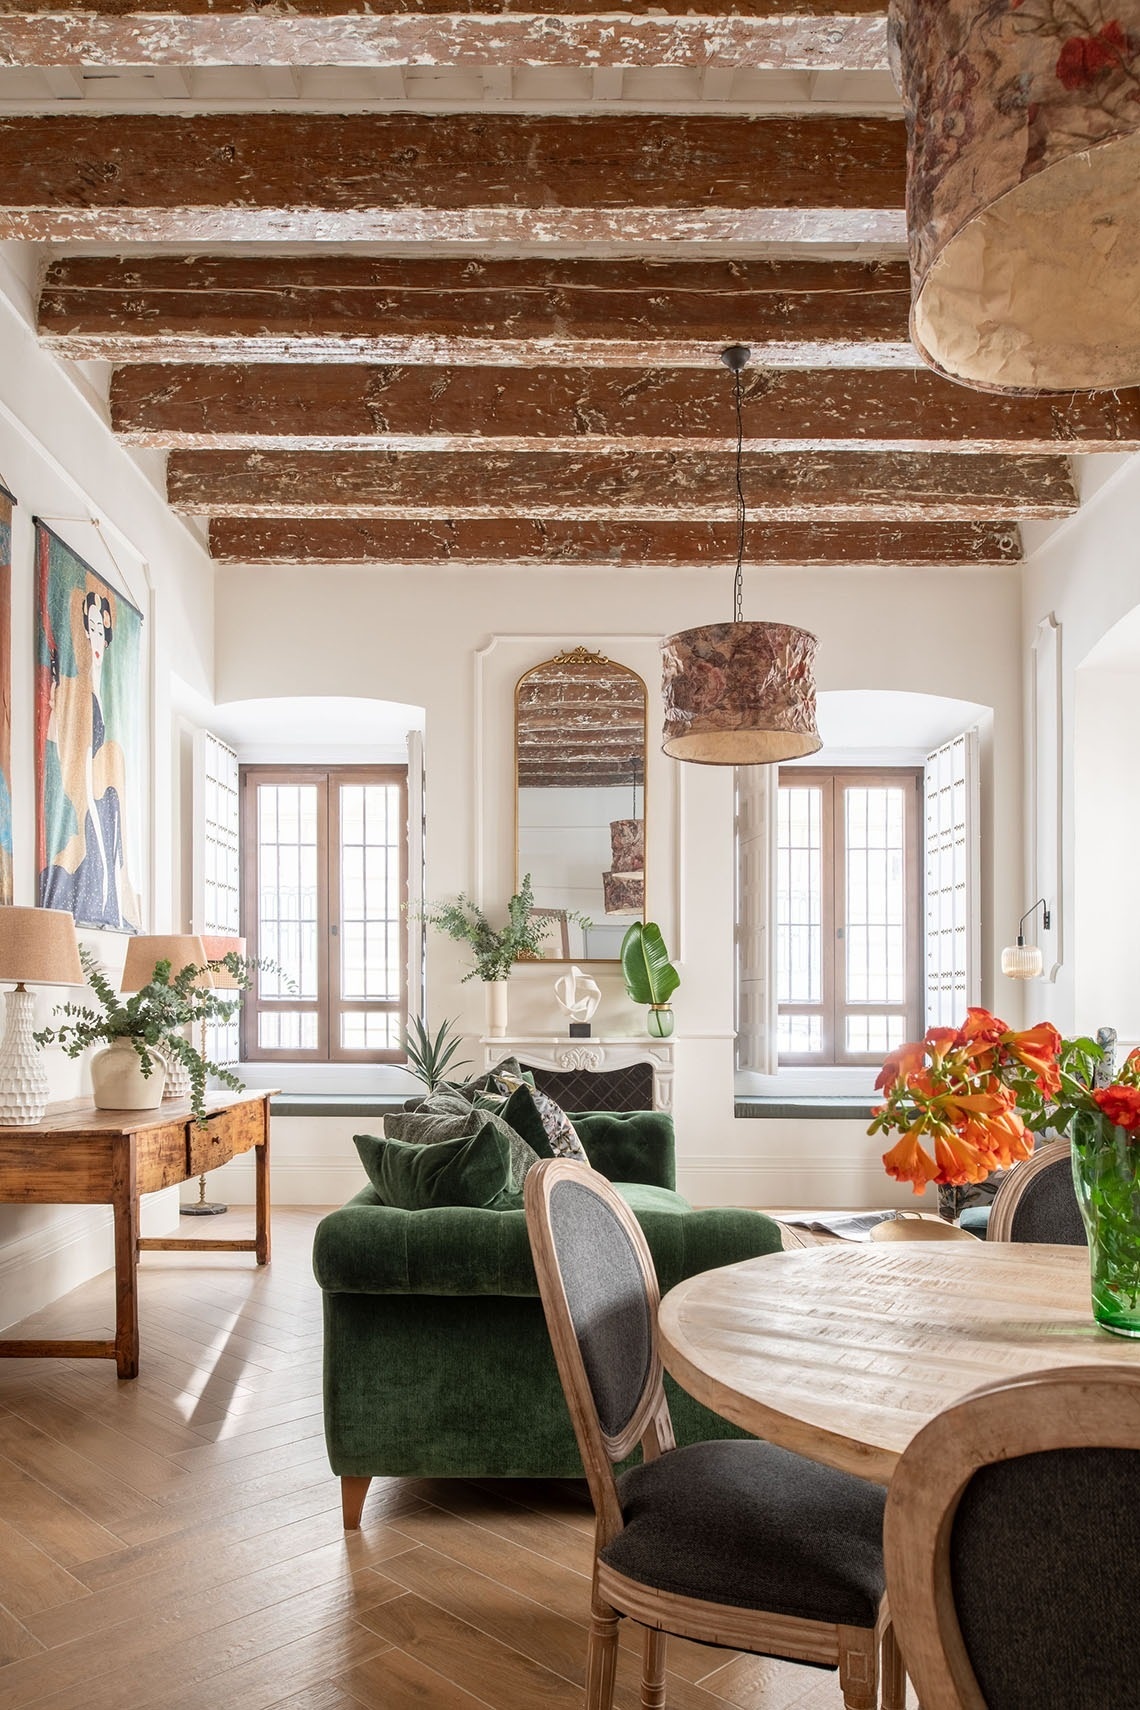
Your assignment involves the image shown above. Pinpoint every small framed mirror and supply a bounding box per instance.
[515,648,648,961]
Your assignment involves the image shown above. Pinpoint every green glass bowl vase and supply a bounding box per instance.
[1071,1109,1140,1338]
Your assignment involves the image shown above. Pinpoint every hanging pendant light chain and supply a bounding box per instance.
[733,364,746,625]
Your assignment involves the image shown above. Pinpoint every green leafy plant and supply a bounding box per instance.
[620,921,680,1006]
[421,874,589,981]
[34,944,253,1123]
[403,1015,471,1093]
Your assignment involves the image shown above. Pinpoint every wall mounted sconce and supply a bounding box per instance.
[1001,898,1051,980]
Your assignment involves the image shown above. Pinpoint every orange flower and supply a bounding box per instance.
[1001,1022,1063,1096]
[1093,1084,1140,1132]
[882,1125,943,1193]
[955,1007,1009,1055]
[931,1126,994,1186]
[874,1040,927,1093]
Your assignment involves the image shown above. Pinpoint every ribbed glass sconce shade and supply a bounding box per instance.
[1001,941,1044,980]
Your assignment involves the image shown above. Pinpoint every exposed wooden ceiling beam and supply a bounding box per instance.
[110,363,1140,454]
[208,518,1022,564]
[41,255,916,368]
[0,113,905,243]
[171,449,1073,519]
[0,10,888,73]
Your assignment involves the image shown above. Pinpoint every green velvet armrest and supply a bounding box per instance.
[312,1181,782,1298]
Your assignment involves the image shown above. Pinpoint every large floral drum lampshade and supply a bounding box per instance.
[890,0,1140,392]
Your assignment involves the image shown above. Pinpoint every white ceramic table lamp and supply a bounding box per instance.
[0,907,84,1125]
[120,933,210,1100]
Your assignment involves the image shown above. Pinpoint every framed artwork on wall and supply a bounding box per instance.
[0,486,13,907]
[33,520,145,933]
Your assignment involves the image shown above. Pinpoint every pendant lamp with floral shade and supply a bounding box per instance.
[661,347,822,766]
[890,0,1140,393]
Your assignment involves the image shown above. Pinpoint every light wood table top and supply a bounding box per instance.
[658,1243,1136,1486]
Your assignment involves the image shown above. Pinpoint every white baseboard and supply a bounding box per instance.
[0,1188,181,1333]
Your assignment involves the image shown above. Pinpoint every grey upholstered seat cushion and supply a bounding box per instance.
[951,1447,1140,1709]
[601,1438,886,1629]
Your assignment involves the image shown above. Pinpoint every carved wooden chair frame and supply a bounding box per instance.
[986,1138,1072,1243]
[884,1364,1140,1710]
[524,1157,902,1710]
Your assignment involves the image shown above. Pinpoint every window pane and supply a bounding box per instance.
[776,785,822,1006]
[338,782,402,1002]
[257,784,320,1000]
[844,785,907,1005]
[341,1011,401,1051]
[777,1013,823,1054]
[258,1010,318,1051]
[846,1014,905,1055]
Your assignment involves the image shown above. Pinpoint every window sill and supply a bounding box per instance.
[735,1097,877,1121]
[271,1094,409,1118]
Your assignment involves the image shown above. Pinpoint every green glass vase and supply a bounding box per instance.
[646,1004,674,1039]
[1071,1109,1140,1338]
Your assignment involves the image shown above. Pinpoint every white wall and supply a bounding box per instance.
[0,246,216,1330]
[214,559,1024,1209]
[1021,451,1140,1043]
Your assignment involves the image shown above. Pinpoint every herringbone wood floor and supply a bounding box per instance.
[0,1209,910,1710]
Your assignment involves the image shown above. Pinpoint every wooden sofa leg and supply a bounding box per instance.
[341,1475,372,1530]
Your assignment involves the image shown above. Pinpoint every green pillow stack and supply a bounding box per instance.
[354,1124,521,1212]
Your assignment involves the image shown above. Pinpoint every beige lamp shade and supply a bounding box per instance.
[661,621,822,765]
[890,0,1140,392]
[0,907,84,987]
[201,935,247,990]
[1001,941,1044,980]
[120,933,210,992]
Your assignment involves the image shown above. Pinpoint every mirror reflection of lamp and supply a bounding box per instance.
[604,760,645,916]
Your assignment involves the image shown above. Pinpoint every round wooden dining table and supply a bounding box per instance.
[657,1242,1138,1486]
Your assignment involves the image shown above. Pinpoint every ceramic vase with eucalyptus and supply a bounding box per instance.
[1071,1109,1140,1338]
[485,979,509,1040]
[89,1038,167,1111]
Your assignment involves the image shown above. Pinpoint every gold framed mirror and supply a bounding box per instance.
[515,647,648,962]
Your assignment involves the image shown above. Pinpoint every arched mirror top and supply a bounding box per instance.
[515,648,648,962]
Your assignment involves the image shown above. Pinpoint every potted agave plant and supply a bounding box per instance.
[34,944,248,1123]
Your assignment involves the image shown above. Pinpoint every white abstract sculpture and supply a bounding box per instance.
[554,965,601,1028]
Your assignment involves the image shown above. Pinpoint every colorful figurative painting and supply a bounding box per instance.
[0,487,12,907]
[34,521,144,932]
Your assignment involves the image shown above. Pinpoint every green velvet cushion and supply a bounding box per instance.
[575,1110,676,1189]
[313,1178,782,1297]
[383,1088,541,1190]
[499,1083,557,1160]
[352,1125,522,1212]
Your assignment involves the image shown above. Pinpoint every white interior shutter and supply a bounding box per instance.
[923,730,980,1030]
[736,765,778,1073]
[406,727,426,1022]
[192,729,241,1065]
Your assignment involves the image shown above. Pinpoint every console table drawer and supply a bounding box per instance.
[188,1099,265,1176]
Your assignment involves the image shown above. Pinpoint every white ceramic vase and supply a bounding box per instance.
[90,1037,167,1111]
[485,979,509,1039]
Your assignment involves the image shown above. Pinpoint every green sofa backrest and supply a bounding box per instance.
[574,1109,675,1190]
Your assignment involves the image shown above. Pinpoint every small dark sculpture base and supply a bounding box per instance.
[180,1202,228,1216]
[568,1023,592,1038]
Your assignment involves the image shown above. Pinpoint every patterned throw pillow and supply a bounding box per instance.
[494,1072,589,1164]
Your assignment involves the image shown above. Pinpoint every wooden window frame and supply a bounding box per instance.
[240,763,408,1065]
[778,767,922,1068]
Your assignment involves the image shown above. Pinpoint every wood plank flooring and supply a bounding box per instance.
[0,1208,912,1709]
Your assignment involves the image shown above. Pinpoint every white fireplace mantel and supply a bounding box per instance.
[480,1034,674,1112]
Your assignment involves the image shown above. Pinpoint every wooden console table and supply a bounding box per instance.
[0,1089,271,1378]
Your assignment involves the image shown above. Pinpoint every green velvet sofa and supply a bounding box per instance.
[312,1109,783,1524]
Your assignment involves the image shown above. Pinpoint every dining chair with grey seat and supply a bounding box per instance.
[884,1365,1140,1709]
[986,1139,1085,1245]
[524,1158,904,1710]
